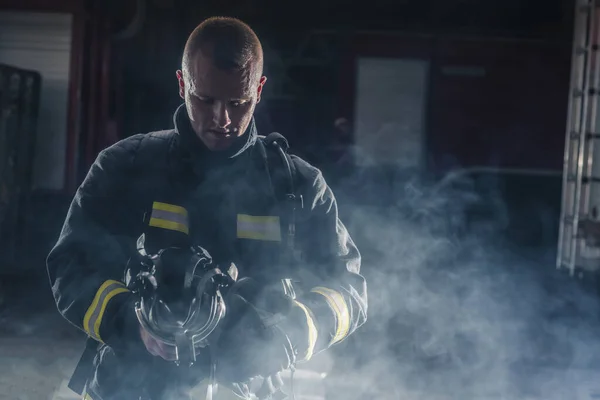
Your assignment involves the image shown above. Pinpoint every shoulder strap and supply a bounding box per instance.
[258,133,303,286]
[261,132,298,201]
[132,130,193,254]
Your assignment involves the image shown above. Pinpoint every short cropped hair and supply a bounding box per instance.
[182,16,263,81]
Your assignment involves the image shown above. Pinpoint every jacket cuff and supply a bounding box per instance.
[293,287,351,354]
[309,287,351,346]
[83,282,145,357]
[286,300,319,363]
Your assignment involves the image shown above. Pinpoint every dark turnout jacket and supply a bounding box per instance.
[46,105,367,397]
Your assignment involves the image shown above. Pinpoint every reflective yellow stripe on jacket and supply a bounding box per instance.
[148,201,189,235]
[311,286,351,345]
[293,300,319,362]
[83,280,129,342]
[236,214,282,241]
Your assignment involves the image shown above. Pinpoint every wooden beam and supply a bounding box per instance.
[64,9,85,194]
[0,0,83,13]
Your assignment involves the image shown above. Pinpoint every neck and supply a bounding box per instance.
[174,104,257,169]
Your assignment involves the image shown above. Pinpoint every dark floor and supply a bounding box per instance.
[2,262,600,400]
[0,275,84,400]
[0,274,81,339]
[0,274,332,400]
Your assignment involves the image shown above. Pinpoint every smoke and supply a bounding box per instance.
[292,164,600,400]
[4,147,600,400]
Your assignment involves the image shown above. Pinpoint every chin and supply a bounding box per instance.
[199,135,233,151]
[208,143,232,151]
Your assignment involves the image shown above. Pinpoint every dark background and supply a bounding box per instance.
[0,0,574,258]
[0,0,595,398]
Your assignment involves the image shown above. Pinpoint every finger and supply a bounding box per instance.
[160,349,178,361]
[140,332,158,355]
[146,342,161,357]
[141,333,167,358]
[157,342,178,361]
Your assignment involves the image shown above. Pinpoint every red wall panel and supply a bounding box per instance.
[429,38,572,174]
[339,34,572,176]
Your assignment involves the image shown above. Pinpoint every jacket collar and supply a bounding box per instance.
[172,103,258,173]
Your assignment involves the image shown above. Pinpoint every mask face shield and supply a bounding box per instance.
[127,238,234,366]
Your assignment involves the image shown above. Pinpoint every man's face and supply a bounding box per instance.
[176,52,267,151]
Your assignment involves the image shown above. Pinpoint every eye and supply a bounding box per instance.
[195,95,214,105]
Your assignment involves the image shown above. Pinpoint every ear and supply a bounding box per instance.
[256,76,267,103]
[176,70,185,99]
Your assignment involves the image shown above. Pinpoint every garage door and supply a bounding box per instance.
[353,57,430,170]
[0,11,72,191]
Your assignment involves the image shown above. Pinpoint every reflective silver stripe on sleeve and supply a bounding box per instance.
[83,280,130,342]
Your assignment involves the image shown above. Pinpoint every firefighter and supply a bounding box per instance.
[47,16,367,400]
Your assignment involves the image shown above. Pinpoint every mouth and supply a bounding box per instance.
[207,130,231,138]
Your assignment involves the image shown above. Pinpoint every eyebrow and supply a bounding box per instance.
[194,93,251,102]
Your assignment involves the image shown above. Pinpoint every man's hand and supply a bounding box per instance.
[215,296,295,383]
[215,281,306,383]
[139,325,177,361]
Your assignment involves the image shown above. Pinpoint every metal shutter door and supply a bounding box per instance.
[0,11,72,191]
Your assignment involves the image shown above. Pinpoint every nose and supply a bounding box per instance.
[213,101,231,130]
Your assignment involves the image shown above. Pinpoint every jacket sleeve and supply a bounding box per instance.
[47,138,145,355]
[288,157,368,362]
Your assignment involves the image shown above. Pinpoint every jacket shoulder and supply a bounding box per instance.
[289,153,324,187]
[135,129,176,160]
[101,129,175,162]
[89,130,176,183]
[256,133,321,182]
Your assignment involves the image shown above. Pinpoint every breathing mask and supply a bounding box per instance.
[126,234,235,367]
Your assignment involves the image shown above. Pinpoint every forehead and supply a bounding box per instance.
[188,54,255,99]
